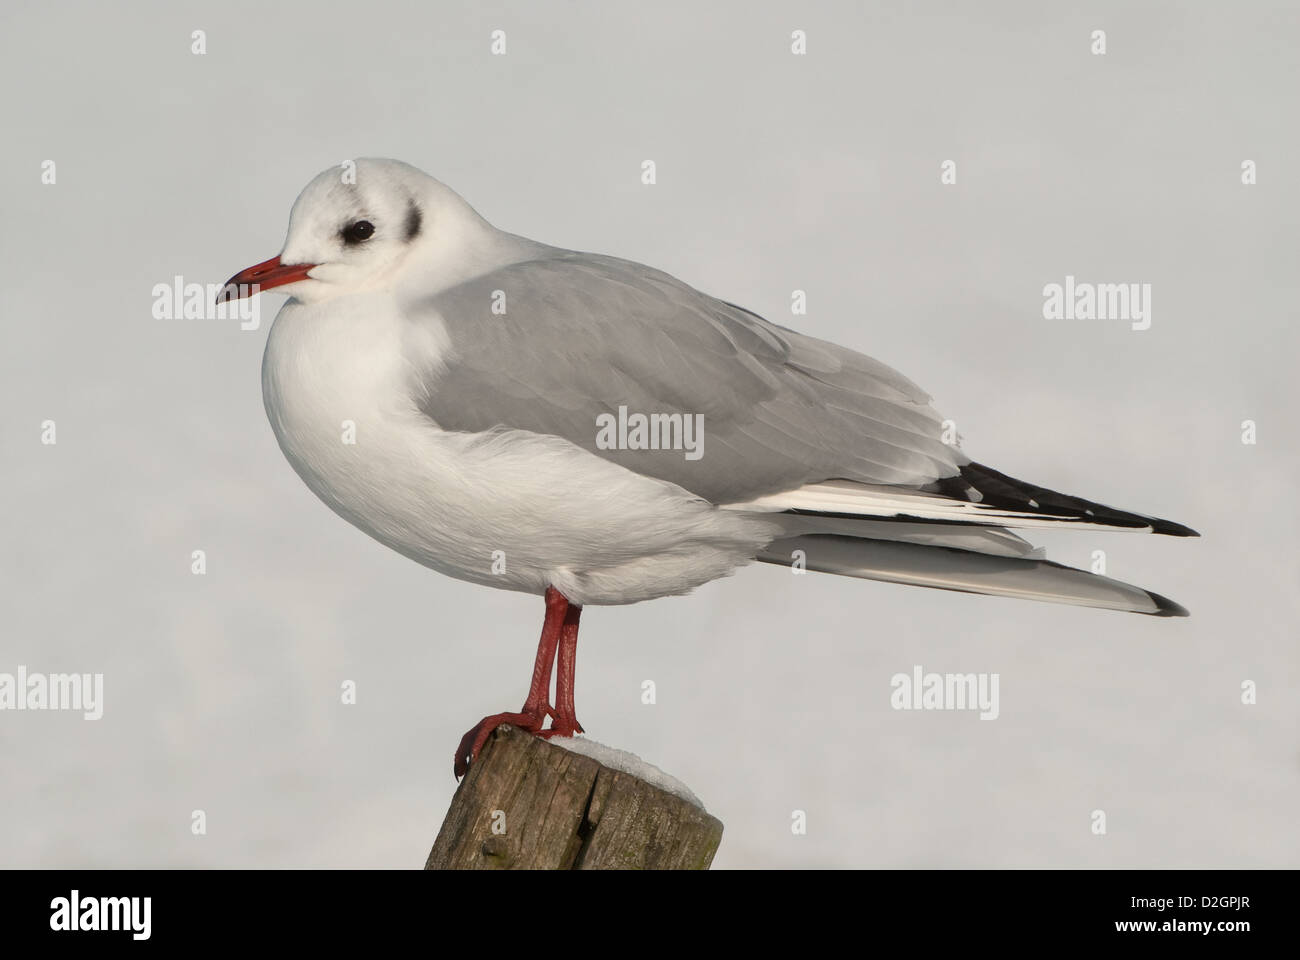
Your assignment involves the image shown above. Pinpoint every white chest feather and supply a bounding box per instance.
[261,295,457,558]
[259,295,775,605]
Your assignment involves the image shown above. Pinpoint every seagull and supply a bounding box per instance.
[218,159,1198,778]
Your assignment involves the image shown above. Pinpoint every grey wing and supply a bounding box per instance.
[410,251,961,504]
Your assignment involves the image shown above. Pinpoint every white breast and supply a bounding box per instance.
[260,295,778,606]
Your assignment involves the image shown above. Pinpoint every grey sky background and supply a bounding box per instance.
[2,0,1297,867]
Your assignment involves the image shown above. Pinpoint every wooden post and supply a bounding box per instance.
[425,724,724,869]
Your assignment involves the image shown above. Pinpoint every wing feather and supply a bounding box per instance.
[411,251,961,503]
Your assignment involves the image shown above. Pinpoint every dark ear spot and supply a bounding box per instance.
[404,202,422,242]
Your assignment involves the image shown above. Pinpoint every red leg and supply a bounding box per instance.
[454,587,568,778]
[541,602,584,739]
[520,589,566,718]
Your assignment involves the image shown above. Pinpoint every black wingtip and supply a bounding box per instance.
[948,462,1201,538]
[1149,517,1200,538]
[1146,591,1190,618]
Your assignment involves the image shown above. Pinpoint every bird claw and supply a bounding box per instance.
[537,717,584,740]
[453,709,585,778]
[453,710,548,779]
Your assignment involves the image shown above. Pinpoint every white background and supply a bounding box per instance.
[2,0,1297,867]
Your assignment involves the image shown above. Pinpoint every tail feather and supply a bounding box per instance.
[758,534,1189,617]
[766,512,1042,559]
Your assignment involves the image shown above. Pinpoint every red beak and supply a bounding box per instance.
[215,255,317,303]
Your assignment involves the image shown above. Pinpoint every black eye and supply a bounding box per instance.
[342,220,375,244]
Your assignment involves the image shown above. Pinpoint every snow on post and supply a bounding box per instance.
[426,724,724,869]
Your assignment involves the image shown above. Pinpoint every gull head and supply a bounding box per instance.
[217,158,493,306]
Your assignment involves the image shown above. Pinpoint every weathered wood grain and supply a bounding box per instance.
[425,724,723,870]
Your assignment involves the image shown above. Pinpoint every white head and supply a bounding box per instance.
[218,158,498,306]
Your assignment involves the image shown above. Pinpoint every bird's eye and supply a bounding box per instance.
[342,220,375,244]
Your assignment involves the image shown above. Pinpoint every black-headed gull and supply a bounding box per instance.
[217,159,1197,777]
